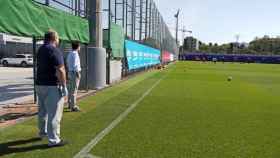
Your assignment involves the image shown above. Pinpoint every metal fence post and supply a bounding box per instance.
[85,44,89,91]
[145,0,148,39]
[125,0,128,36]
[139,0,143,41]
[32,36,37,104]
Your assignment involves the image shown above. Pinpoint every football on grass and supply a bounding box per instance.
[228,76,233,81]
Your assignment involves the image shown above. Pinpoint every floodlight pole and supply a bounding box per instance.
[175,9,180,45]
[88,0,103,47]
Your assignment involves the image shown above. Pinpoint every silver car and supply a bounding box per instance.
[1,54,33,67]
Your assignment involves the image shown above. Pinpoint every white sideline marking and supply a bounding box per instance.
[74,77,164,158]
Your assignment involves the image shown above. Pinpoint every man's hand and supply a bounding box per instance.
[61,85,68,97]
[56,65,68,98]
[76,71,81,78]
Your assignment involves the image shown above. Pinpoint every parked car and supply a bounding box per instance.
[0,54,33,67]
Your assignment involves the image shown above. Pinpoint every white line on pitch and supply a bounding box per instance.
[74,76,164,158]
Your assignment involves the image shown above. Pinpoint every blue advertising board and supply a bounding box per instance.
[125,40,161,70]
[179,53,280,64]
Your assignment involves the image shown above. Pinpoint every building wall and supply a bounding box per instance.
[183,36,199,52]
[110,60,122,83]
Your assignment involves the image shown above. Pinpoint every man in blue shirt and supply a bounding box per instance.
[36,30,68,147]
[66,42,81,112]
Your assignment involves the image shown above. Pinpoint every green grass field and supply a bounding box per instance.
[1,61,280,158]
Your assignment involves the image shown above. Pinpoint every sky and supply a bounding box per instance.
[154,0,280,44]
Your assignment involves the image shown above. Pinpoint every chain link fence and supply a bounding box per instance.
[33,0,178,54]
[106,0,178,54]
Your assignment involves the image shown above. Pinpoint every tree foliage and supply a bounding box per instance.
[195,36,280,55]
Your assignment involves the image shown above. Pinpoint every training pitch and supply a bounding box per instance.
[1,61,280,158]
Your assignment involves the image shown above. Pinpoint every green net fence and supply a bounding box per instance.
[0,0,89,43]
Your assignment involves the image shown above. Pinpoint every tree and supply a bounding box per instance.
[248,37,280,55]
[191,36,280,55]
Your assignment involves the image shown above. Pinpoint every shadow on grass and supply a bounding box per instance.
[0,112,36,122]
[0,137,49,156]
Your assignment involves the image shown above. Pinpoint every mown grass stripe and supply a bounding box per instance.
[74,76,165,158]
[84,154,101,158]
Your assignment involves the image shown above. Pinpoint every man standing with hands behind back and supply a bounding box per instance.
[66,41,82,112]
[36,30,68,147]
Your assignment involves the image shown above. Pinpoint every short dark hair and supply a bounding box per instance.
[72,41,80,50]
[44,29,57,42]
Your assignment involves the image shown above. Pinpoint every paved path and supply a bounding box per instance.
[0,67,34,106]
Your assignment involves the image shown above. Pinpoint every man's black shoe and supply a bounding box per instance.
[71,106,81,112]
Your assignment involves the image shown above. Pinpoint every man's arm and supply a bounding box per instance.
[74,53,81,72]
[73,53,81,78]
[56,65,67,86]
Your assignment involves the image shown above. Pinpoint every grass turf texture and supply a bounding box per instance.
[0,70,161,158]
[91,62,280,158]
[1,62,280,157]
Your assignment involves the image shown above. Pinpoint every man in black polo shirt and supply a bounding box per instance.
[36,30,68,147]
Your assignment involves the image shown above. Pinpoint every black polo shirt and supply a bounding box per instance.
[36,44,64,86]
